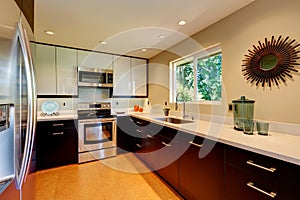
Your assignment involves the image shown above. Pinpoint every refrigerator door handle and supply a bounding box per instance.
[14,22,37,190]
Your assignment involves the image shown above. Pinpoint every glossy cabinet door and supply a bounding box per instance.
[56,47,78,95]
[113,57,148,97]
[77,50,113,70]
[35,44,78,96]
[179,137,224,200]
[35,44,56,95]
[116,116,137,154]
[131,58,147,97]
[113,56,131,96]
[156,132,180,190]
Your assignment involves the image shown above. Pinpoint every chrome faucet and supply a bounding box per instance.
[175,92,188,119]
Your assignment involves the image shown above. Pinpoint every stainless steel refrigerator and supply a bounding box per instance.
[0,0,37,199]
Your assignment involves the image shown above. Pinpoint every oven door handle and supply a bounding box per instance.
[78,118,116,124]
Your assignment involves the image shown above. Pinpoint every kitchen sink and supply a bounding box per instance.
[155,117,194,124]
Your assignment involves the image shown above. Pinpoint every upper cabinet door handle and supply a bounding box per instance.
[246,160,276,173]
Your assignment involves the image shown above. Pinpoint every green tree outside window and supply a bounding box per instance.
[174,52,222,102]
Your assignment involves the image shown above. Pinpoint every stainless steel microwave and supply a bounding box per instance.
[78,67,113,87]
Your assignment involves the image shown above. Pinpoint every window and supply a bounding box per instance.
[170,44,222,103]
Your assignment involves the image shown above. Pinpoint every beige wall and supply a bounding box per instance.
[149,0,300,124]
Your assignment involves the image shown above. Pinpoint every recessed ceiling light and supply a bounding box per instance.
[159,35,166,39]
[178,20,186,26]
[142,49,147,52]
[44,30,54,35]
[99,41,107,45]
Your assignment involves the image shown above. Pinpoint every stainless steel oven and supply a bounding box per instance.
[77,102,116,163]
[78,67,113,88]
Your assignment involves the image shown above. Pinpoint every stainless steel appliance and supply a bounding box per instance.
[77,102,117,163]
[232,96,255,131]
[0,104,14,194]
[0,0,37,198]
[78,67,113,88]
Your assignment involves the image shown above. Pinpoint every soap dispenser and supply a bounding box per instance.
[163,101,170,116]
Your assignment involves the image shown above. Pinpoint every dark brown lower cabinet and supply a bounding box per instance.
[36,120,78,170]
[179,136,225,200]
[117,117,300,200]
[225,164,280,200]
[225,145,300,200]
[156,133,180,190]
[116,116,137,153]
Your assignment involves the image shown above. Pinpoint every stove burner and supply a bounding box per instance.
[40,112,60,117]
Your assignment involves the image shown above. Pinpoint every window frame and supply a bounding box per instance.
[169,43,222,104]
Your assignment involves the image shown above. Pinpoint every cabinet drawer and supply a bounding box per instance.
[37,120,76,132]
[225,164,280,200]
[225,146,282,179]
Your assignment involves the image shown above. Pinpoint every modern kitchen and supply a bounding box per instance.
[0,0,300,199]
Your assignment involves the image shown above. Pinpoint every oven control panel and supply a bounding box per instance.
[78,102,111,111]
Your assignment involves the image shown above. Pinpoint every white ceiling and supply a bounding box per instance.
[35,0,254,59]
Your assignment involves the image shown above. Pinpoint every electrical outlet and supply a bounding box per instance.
[228,103,233,112]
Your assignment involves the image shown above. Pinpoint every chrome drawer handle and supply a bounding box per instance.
[247,182,277,198]
[53,123,64,127]
[52,132,64,135]
[136,121,142,125]
[147,135,153,138]
[136,144,142,148]
[136,129,142,133]
[162,142,171,147]
[246,160,276,173]
[189,141,203,148]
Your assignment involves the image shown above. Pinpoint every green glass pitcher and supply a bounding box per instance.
[232,96,255,131]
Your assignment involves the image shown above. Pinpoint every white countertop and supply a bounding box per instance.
[129,112,300,166]
[37,110,78,121]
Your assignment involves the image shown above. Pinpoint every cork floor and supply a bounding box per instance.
[33,154,182,200]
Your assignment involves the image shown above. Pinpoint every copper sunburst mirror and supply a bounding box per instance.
[242,35,300,88]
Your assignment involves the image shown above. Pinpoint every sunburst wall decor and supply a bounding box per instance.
[242,35,300,88]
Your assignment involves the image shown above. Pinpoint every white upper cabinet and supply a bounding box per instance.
[131,58,147,97]
[113,56,131,96]
[56,47,78,95]
[35,43,78,96]
[35,44,56,95]
[77,50,113,70]
[113,56,148,97]
[34,43,147,97]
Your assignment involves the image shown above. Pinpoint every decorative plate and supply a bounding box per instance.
[41,101,59,114]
